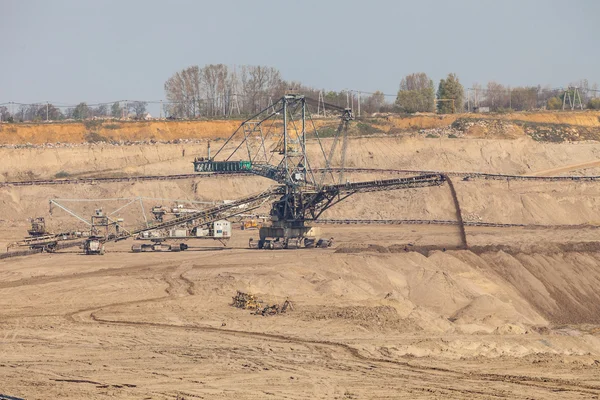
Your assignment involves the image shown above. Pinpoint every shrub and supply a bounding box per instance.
[547,97,562,110]
[587,98,600,110]
[496,107,514,113]
[83,119,103,130]
[315,127,338,138]
[55,171,70,178]
[355,122,383,135]
[85,132,110,143]
[426,133,439,138]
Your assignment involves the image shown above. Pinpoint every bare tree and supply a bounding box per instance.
[485,82,509,111]
[14,103,62,121]
[362,91,386,114]
[240,65,282,114]
[202,64,229,116]
[164,65,202,118]
[570,79,590,104]
[129,101,148,119]
[510,87,538,111]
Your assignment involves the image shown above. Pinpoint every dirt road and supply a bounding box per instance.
[527,159,600,176]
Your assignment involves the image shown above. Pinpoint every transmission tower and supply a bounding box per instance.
[562,87,584,110]
[228,66,242,116]
[317,90,326,116]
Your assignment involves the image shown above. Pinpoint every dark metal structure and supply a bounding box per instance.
[193,94,446,249]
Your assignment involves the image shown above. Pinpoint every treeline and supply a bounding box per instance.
[0,101,148,123]
[394,72,464,114]
[162,65,600,118]
[470,80,600,112]
[393,74,600,114]
[2,65,600,123]
[162,64,390,118]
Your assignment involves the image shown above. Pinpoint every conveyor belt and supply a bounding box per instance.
[3,168,600,187]
[113,186,284,241]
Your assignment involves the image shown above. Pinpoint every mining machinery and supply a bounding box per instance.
[6,217,84,253]
[23,95,447,255]
[193,94,447,249]
[38,94,446,254]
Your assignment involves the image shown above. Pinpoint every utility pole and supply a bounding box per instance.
[467,89,470,112]
[574,87,583,110]
[317,90,326,116]
[357,91,361,117]
[267,97,275,114]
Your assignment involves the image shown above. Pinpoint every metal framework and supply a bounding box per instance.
[194,94,447,248]
[34,95,447,252]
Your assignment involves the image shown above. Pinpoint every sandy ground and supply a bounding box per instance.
[3,134,600,398]
[2,225,600,399]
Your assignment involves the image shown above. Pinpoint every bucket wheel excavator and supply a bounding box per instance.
[193,94,447,249]
[42,95,447,253]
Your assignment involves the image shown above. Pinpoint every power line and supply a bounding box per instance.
[4,85,600,109]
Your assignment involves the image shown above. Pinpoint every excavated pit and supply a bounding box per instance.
[3,134,600,398]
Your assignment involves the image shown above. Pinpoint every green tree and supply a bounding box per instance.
[437,73,464,113]
[34,103,62,120]
[324,91,348,109]
[0,106,11,122]
[95,104,109,117]
[546,97,562,110]
[72,102,89,120]
[395,73,435,113]
[588,98,600,110]
[111,102,123,118]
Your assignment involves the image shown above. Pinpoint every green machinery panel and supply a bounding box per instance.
[194,160,252,172]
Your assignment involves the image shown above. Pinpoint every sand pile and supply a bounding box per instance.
[106,245,600,341]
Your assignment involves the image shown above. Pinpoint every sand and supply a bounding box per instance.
[2,133,600,398]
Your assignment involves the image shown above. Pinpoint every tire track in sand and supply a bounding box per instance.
[61,265,600,398]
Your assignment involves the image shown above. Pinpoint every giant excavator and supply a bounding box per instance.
[191,94,446,249]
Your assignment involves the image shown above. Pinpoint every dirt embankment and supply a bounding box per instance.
[5,134,600,182]
[0,120,242,144]
[5,136,600,228]
[2,110,600,145]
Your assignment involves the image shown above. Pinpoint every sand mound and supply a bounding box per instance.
[300,305,408,331]
[450,295,532,332]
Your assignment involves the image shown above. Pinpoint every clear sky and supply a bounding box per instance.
[1,0,598,105]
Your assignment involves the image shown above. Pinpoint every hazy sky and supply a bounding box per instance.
[2,0,599,106]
